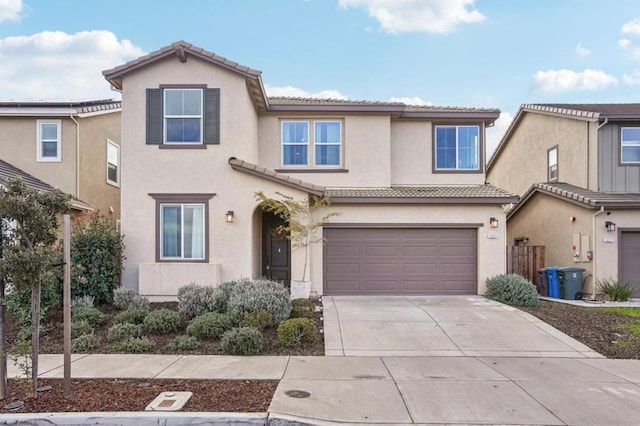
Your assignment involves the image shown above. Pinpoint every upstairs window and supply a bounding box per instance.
[107,140,119,186]
[621,127,640,164]
[37,120,61,162]
[281,120,342,167]
[548,146,558,182]
[434,125,480,171]
[146,87,220,146]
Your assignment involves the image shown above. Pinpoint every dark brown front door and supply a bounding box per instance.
[620,231,640,297]
[262,212,291,287]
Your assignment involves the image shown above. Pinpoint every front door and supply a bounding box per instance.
[262,212,291,287]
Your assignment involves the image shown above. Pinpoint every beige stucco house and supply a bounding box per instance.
[0,100,122,220]
[487,104,640,297]
[103,40,517,300]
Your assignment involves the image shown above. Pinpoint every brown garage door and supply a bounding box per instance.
[620,231,640,297]
[323,227,477,295]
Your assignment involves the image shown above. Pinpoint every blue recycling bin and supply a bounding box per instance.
[546,267,560,298]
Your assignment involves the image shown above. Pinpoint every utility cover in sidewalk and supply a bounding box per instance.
[145,391,192,411]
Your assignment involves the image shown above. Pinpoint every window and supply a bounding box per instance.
[164,89,203,143]
[146,87,220,146]
[621,127,640,164]
[434,125,480,171]
[150,193,214,262]
[37,120,61,162]
[281,120,342,167]
[106,140,119,186]
[548,146,558,182]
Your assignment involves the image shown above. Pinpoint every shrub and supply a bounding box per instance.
[113,287,135,309]
[113,308,148,325]
[177,283,222,320]
[118,337,155,353]
[215,280,241,312]
[144,309,181,334]
[186,312,232,339]
[598,278,635,302]
[170,335,200,351]
[290,298,315,319]
[73,306,106,327]
[220,327,264,355]
[277,318,316,347]
[6,281,61,336]
[485,274,539,307]
[71,319,93,339]
[227,278,292,324]
[71,295,95,310]
[107,323,143,342]
[241,310,274,330]
[70,212,124,304]
[72,333,100,352]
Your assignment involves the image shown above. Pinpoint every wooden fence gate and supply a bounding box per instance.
[506,246,545,285]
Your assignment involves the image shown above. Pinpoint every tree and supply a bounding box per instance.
[255,191,339,282]
[0,177,70,397]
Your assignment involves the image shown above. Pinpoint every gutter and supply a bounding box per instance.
[69,114,80,198]
[590,206,606,300]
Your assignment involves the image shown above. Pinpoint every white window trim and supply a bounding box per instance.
[548,146,558,182]
[36,119,62,162]
[281,120,344,167]
[163,88,204,145]
[281,120,310,167]
[434,125,480,171]
[621,127,640,164]
[106,139,120,187]
[159,203,205,260]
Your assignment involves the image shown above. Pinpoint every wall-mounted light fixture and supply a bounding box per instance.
[226,211,235,223]
[489,217,499,228]
[605,221,616,232]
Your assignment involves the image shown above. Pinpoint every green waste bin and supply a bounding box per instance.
[558,267,585,300]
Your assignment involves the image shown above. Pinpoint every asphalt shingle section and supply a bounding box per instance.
[0,159,56,192]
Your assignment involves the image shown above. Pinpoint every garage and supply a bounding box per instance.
[323,227,477,295]
[620,231,640,297]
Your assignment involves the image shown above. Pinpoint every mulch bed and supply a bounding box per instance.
[3,378,277,413]
[520,300,640,359]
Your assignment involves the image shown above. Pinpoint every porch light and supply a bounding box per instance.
[226,211,234,223]
[605,221,616,232]
[489,217,499,228]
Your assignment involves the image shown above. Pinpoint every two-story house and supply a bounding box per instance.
[103,41,517,300]
[0,100,122,219]
[487,104,640,297]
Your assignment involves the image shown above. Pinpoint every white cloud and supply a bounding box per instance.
[575,43,590,57]
[531,69,618,94]
[0,31,145,100]
[623,70,640,85]
[619,38,631,48]
[0,0,22,22]
[265,85,348,99]
[389,96,433,105]
[486,112,513,159]
[338,0,485,34]
[622,18,640,35]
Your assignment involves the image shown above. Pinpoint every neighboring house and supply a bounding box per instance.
[0,100,122,220]
[103,40,517,300]
[487,103,640,297]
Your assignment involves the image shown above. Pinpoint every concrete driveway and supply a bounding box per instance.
[322,295,602,358]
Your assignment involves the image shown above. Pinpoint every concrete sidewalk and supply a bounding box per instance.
[6,354,640,425]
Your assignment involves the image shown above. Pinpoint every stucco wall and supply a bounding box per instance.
[488,112,591,196]
[391,120,486,186]
[78,111,121,219]
[258,113,392,187]
[0,116,77,195]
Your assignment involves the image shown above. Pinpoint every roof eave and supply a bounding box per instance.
[400,111,500,123]
[266,104,406,113]
[330,196,519,205]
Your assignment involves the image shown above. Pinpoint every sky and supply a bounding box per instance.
[1,0,640,156]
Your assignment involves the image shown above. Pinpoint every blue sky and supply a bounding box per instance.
[1,0,640,154]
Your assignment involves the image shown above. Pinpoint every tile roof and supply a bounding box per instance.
[0,99,121,116]
[508,182,640,218]
[327,186,518,204]
[527,103,640,118]
[228,157,325,196]
[267,97,405,107]
[0,159,93,211]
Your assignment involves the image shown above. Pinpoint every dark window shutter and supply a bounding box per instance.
[146,89,163,144]
[204,88,220,144]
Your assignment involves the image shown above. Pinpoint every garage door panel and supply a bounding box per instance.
[324,228,477,295]
[620,231,640,297]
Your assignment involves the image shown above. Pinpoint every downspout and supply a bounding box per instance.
[595,118,609,192]
[70,114,80,198]
[590,206,606,300]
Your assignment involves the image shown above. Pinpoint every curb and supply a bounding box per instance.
[0,411,267,425]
